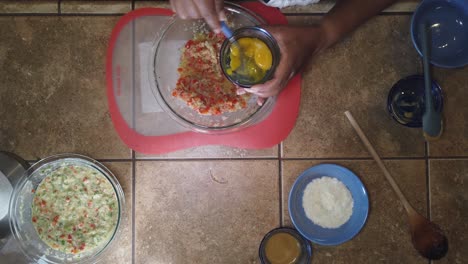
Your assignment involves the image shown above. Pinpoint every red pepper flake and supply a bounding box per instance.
[87,201,93,207]
[40,200,47,208]
[66,197,70,203]
[31,189,35,193]
[79,243,86,251]
[69,165,77,174]
[90,223,96,229]
[32,216,37,223]
[52,215,60,226]
[83,177,88,183]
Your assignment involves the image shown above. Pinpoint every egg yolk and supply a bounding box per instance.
[227,37,273,83]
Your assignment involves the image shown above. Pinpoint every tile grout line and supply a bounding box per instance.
[427,148,431,264]
[425,142,433,264]
[131,17,136,131]
[131,13,136,264]
[131,150,136,264]
[278,143,283,227]
[24,156,468,164]
[58,0,61,15]
[424,142,431,221]
[277,156,427,161]
[134,157,279,161]
[132,0,135,10]
[96,159,133,162]
[131,156,433,162]
[427,156,468,159]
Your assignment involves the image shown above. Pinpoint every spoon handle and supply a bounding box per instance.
[420,22,443,139]
[344,111,414,213]
[220,21,234,39]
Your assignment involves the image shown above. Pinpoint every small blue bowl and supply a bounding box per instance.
[288,164,369,246]
[258,227,312,263]
[411,0,468,68]
[387,75,444,128]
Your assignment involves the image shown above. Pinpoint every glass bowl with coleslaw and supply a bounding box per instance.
[9,154,125,264]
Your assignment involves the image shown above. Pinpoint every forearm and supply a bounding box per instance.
[321,0,399,48]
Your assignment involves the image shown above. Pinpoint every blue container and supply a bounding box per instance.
[289,164,369,246]
[387,75,443,128]
[411,0,468,68]
[258,227,312,264]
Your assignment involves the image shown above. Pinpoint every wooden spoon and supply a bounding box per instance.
[344,111,448,260]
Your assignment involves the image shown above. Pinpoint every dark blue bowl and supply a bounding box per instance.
[288,164,369,246]
[258,227,312,263]
[411,0,468,68]
[387,75,444,128]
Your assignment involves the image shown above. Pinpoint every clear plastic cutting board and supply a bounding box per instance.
[110,9,189,136]
[106,4,301,154]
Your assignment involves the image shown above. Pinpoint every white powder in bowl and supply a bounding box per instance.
[302,176,354,229]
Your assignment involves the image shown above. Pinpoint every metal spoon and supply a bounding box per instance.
[344,111,448,260]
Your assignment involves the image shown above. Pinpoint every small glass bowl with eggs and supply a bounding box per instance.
[220,26,281,88]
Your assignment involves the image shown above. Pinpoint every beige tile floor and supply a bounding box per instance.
[0,1,467,264]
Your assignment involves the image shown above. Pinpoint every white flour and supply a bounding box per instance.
[302,176,354,228]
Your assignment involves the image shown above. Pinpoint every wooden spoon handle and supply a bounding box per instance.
[344,111,414,213]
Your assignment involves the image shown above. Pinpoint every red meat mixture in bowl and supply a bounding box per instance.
[172,32,251,115]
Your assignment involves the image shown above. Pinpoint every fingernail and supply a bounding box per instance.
[219,11,227,21]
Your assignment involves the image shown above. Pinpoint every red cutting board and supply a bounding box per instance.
[106,2,301,154]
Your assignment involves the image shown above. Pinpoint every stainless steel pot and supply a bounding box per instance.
[0,152,29,249]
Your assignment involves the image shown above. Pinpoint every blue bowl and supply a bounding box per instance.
[411,0,468,68]
[387,75,444,128]
[288,164,369,246]
[258,227,312,263]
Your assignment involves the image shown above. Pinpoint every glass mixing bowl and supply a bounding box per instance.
[151,2,276,134]
[220,26,281,88]
[9,154,125,264]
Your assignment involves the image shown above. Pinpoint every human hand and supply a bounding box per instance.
[170,0,226,33]
[238,25,330,105]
